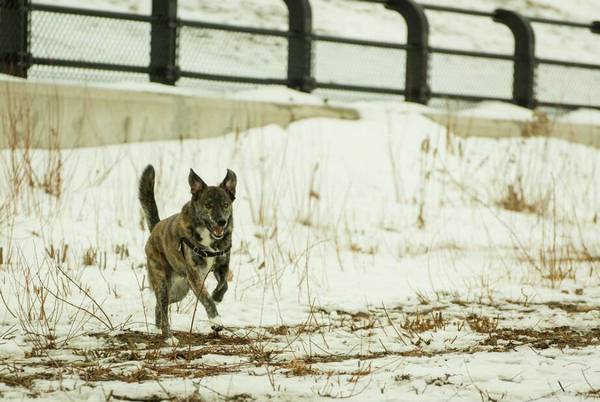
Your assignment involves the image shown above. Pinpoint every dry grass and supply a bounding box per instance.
[400,310,447,335]
[83,247,98,266]
[579,389,600,399]
[466,314,499,334]
[115,243,130,260]
[45,243,69,265]
[518,203,598,288]
[284,359,320,377]
[1,302,600,401]
[497,177,547,215]
[1,92,66,204]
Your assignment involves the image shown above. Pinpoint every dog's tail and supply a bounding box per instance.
[139,164,160,233]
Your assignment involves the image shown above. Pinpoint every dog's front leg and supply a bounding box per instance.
[211,256,230,303]
[185,267,223,331]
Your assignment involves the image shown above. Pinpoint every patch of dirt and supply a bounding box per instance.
[579,388,600,399]
[4,302,600,399]
[94,330,257,349]
[0,373,35,389]
[544,302,600,313]
[266,325,290,336]
[0,371,57,389]
[225,394,256,402]
[481,326,600,350]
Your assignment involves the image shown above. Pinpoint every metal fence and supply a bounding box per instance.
[1,0,599,110]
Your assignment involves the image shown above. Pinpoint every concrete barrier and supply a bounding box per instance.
[0,80,359,149]
[425,110,600,149]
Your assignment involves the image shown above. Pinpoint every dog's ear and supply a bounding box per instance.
[220,169,237,200]
[188,168,206,198]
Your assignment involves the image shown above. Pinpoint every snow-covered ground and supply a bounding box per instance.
[1,0,600,400]
[1,88,600,400]
[27,0,600,106]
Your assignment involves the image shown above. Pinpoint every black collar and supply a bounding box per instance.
[179,237,231,258]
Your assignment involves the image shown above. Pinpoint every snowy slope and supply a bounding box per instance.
[1,95,600,400]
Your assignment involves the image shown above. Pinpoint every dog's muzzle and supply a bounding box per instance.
[208,219,227,239]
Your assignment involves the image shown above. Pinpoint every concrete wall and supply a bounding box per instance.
[3,79,599,151]
[425,111,600,149]
[0,80,359,149]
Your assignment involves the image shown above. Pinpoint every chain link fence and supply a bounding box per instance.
[1,0,599,110]
[29,8,150,82]
[179,27,287,81]
[537,64,600,107]
[314,40,406,92]
[430,53,513,100]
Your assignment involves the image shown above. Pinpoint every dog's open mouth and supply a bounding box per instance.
[209,225,225,239]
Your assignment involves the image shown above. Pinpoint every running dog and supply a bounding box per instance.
[138,165,236,339]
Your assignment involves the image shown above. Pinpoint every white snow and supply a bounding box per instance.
[559,108,600,125]
[454,101,536,121]
[1,0,600,400]
[1,90,600,400]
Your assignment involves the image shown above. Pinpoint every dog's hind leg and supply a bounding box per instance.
[147,256,172,337]
[156,280,170,336]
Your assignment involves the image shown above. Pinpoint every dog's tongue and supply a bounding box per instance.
[213,226,224,237]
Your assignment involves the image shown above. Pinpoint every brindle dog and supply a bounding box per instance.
[138,165,236,339]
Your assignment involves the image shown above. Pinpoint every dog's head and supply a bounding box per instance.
[188,168,237,240]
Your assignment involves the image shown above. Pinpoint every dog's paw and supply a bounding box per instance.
[212,291,224,303]
[209,316,224,333]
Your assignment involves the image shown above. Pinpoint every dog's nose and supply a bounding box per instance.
[217,219,227,228]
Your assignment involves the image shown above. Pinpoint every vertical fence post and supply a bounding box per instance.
[386,0,430,104]
[150,0,179,85]
[0,0,30,78]
[493,9,535,108]
[282,0,314,92]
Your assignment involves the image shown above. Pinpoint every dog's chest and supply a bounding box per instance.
[196,227,217,269]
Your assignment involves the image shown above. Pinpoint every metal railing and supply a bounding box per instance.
[0,0,598,110]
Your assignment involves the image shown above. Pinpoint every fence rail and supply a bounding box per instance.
[0,0,599,110]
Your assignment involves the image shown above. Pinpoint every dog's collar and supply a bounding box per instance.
[179,237,231,258]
